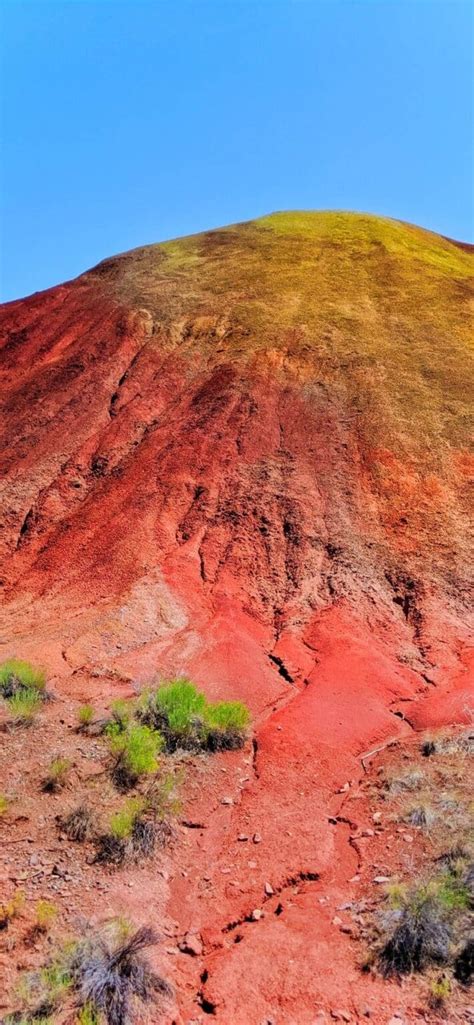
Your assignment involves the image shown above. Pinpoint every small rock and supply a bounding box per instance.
[402,834,413,843]
[253,833,262,844]
[372,812,382,823]
[221,797,233,806]
[349,875,360,883]
[248,860,258,869]
[250,908,263,920]
[361,829,374,837]
[179,931,203,957]
[237,834,248,841]
[373,875,390,884]
[264,882,274,896]
[332,915,342,926]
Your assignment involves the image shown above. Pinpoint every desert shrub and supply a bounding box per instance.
[138,679,206,750]
[429,974,451,1008]
[11,920,170,1023]
[6,688,42,726]
[72,922,172,1025]
[110,798,145,840]
[105,699,135,735]
[77,1005,100,1025]
[76,704,95,729]
[139,678,250,752]
[454,937,474,984]
[145,772,182,820]
[0,793,9,816]
[109,724,162,789]
[435,872,471,912]
[94,784,175,867]
[386,768,424,795]
[34,901,57,934]
[0,889,25,930]
[403,803,437,830]
[0,659,46,698]
[9,953,73,1022]
[59,804,94,843]
[94,799,144,865]
[41,757,71,793]
[379,892,451,976]
[203,699,250,750]
[130,817,158,859]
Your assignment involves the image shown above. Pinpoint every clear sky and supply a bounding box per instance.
[1,0,472,302]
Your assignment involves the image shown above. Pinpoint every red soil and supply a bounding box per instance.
[0,214,472,1023]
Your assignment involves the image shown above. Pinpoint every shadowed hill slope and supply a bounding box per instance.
[0,211,473,1022]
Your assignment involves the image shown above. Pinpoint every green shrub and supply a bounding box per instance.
[139,678,250,752]
[106,698,134,734]
[0,888,25,929]
[203,699,250,749]
[0,792,9,816]
[429,974,451,1008]
[35,900,57,933]
[109,724,162,789]
[110,798,145,840]
[0,659,46,697]
[435,872,471,911]
[7,688,42,725]
[146,678,207,743]
[12,951,73,1020]
[95,783,176,866]
[77,1004,100,1025]
[76,704,95,728]
[95,798,144,865]
[41,757,71,793]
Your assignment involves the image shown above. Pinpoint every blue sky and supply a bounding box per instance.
[1,0,472,301]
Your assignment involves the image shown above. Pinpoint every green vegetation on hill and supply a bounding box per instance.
[89,210,473,460]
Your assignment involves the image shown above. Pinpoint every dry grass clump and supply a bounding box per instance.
[58,804,95,843]
[5,920,172,1025]
[94,773,179,867]
[0,889,25,931]
[41,757,71,793]
[0,659,47,727]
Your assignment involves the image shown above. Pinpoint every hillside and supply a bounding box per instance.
[0,211,473,1024]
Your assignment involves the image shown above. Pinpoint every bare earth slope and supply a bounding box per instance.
[0,212,473,1022]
